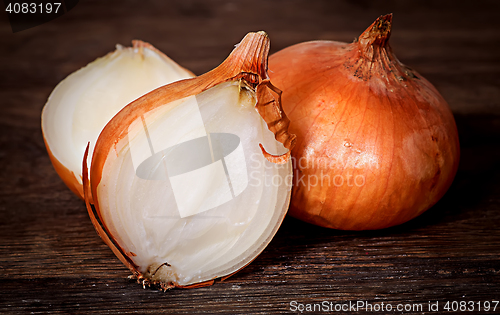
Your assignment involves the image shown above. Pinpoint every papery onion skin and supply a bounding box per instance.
[84,32,295,290]
[42,40,194,199]
[268,14,460,230]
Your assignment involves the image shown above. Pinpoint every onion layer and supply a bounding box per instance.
[269,15,460,230]
[42,41,194,199]
[84,32,295,289]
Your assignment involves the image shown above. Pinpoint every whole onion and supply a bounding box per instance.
[268,14,460,230]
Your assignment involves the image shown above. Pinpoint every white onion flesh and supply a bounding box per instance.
[95,81,292,285]
[42,43,193,191]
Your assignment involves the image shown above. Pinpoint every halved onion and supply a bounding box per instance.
[42,41,194,198]
[83,32,296,289]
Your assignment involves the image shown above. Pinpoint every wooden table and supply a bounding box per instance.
[1,1,499,313]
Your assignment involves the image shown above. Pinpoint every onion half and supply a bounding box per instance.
[84,32,296,289]
[42,41,194,199]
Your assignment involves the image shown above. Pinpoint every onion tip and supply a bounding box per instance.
[359,13,393,47]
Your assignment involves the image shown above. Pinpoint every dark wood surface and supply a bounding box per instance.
[1,1,500,314]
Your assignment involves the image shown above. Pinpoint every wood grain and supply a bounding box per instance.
[1,0,499,313]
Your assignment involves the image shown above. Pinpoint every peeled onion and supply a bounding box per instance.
[83,32,295,289]
[268,15,460,230]
[42,41,194,199]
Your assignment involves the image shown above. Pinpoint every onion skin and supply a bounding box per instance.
[45,139,84,198]
[268,14,460,230]
[84,31,295,290]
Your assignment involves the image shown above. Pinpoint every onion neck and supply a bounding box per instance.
[206,31,270,88]
[357,13,392,60]
[345,14,416,83]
